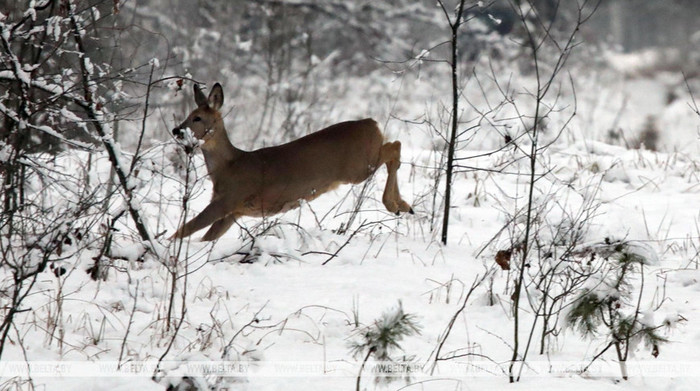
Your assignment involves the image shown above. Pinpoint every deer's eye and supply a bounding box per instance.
[193,116,202,122]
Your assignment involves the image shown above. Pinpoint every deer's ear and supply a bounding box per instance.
[208,83,224,111]
[194,83,208,107]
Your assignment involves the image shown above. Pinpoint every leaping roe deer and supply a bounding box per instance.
[171,83,413,241]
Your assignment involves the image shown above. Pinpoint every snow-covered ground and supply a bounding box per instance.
[1,65,699,391]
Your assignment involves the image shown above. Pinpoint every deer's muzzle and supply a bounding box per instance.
[172,127,183,139]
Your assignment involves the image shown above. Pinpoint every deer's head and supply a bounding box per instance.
[172,83,224,145]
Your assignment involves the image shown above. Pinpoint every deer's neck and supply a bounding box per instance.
[200,122,241,182]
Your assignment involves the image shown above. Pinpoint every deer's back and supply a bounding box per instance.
[219,118,384,216]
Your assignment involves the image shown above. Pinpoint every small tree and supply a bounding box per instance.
[502,0,602,382]
[566,241,668,380]
[437,0,474,245]
[350,302,421,391]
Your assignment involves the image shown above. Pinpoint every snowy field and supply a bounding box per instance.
[2,59,700,391]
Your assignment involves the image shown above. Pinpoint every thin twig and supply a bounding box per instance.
[428,272,490,375]
[118,281,139,370]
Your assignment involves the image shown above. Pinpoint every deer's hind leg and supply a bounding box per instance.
[378,141,413,215]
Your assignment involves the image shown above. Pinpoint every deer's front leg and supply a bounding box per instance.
[201,213,237,241]
[379,141,413,215]
[171,198,227,239]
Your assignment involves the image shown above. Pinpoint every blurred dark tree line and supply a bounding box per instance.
[2,0,697,152]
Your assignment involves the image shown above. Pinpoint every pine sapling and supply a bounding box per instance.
[350,302,421,391]
[566,241,668,380]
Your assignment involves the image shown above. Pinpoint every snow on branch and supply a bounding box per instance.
[65,0,154,247]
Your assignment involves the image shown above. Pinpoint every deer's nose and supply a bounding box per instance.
[172,127,183,138]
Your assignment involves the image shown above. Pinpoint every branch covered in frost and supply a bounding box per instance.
[66,0,153,246]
